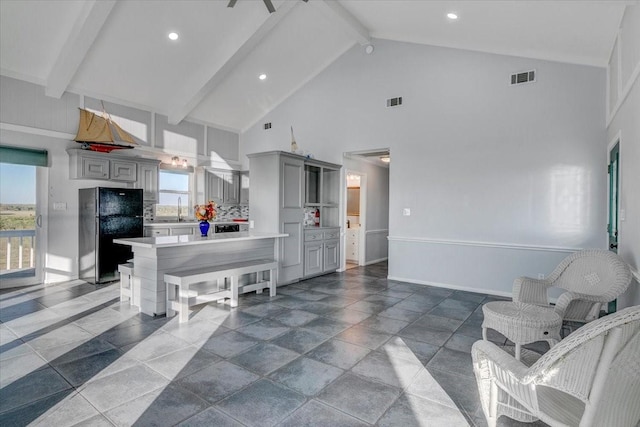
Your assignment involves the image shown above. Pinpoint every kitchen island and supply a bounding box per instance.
[114,232,286,316]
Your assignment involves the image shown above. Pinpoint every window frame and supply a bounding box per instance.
[156,169,193,220]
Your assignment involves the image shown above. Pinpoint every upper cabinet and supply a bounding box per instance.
[67,149,160,200]
[304,159,341,228]
[204,169,244,205]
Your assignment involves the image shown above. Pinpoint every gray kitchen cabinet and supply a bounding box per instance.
[144,224,197,237]
[80,156,110,179]
[240,171,250,204]
[249,151,305,284]
[345,229,359,261]
[205,169,241,204]
[304,159,341,227]
[135,160,160,202]
[303,227,340,278]
[110,159,137,182]
[304,242,323,277]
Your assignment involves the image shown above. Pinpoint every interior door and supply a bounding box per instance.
[607,141,620,312]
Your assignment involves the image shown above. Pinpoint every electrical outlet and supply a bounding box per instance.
[538,273,545,280]
[402,208,411,216]
[249,220,255,229]
[53,202,67,211]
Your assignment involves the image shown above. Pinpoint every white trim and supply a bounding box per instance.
[606,132,622,249]
[387,236,580,253]
[631,268,640,283]
[607,59,640,127]
[0,122,75,140]
[387,275,513,299]
[364,257,387,266]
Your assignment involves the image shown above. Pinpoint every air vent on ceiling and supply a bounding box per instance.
[386,97,402,107]
[510,70,536,85]
[264,122,272,130]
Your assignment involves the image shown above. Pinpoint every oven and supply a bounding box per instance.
[214,223,249,234]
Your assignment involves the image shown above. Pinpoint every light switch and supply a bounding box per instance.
[402,208,411,216]
[620,209,626,221]
[250,220,255,229]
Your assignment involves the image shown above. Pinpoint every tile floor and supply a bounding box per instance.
[0,262,549,426]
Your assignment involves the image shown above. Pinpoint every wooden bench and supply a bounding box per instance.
[164,258,278,322]
[118,262,140,310]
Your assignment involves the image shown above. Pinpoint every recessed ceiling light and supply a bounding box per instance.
[447,12,458,20]
[168,32,179,41]
[259,74,267,80]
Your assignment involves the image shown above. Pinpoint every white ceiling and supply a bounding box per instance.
[0,0,629,132]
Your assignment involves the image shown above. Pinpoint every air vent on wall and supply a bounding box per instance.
[510,70,535,85]
[386,97,402,107]
[264,122,272,130]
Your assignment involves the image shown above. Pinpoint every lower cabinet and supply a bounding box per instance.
[144,225,197,237]
[303,227,340,278]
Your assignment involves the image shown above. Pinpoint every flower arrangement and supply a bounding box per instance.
[194,200,217,222]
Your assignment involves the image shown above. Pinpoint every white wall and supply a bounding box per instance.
[240,38,607,296]
[606,4,640,308]
[343,156,389,264]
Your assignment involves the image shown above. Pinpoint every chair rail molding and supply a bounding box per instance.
[387,236,581,254]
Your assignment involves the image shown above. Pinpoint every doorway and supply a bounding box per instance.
[607,137,621,312]
[0,155,47,288]
[345,171,364,269]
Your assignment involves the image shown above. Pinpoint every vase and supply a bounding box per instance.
[199,221,210,237]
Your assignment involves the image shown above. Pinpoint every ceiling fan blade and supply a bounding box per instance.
[227,0,237,8]
[263,0,276,13]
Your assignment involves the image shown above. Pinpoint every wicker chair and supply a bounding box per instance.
[513,249,632,323]
[472,305,640,427]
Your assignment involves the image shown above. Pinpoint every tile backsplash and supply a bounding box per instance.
[144,203,249,221]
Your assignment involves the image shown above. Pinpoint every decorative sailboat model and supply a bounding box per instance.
[74,105,138,153]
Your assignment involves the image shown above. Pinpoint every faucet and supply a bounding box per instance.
[177,197,182,222]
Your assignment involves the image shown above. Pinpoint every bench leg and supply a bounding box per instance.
[120,272,131,302]
[269,268,276,297]
[179,284,189,323]
[256,271,264,294]
[230,276,238,308]
[166,282,176,318]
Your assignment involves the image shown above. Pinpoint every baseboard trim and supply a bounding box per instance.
[387,275,513,299]
[364,257,388,266]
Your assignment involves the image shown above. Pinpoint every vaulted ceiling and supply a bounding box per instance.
[0,0,627,132]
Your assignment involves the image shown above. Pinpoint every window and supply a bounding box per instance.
[157,170,190,219]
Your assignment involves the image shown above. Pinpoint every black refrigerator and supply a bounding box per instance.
[79,187,143,284]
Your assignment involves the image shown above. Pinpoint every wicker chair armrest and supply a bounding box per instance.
[512,276,551,306]
[472,340,530,383]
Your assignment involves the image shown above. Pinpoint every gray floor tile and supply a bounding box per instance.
[176,360,259,403]
[161,317,230,344]
[39,337,117,366]
[377,393,469,426]
[230,342,299,375]
[306,338,371,370]
[335,324,392,350]
[318,295,359,308]
[178,407,244,426]
[298,301,338,315]
[393,299,438,313]
[352,350,424,389]
[323,308,373,324]
[427,347,475,377]
[451,291,488,303]
[79,364,169,412]
[0,350,48,388]
[413,313,464,333]
[235,318,290,340]
[316,373,401,424]
[358,315,410,334]
[217,379,306,427]
[0,366,72,414]
[445,333,480,353]
[201,330,259,358]
[241,302,290,318]
[27,392,100,427]
[301,316,351,336]
[104,383,208,427]
[279,400,369,427]
[121,330,191,362]
[144,345,221,380]
[214,311,262,329]
[27,323,94,352]
[399,323,453,346]
[377,306,424,323]
[54,348,124,387]
[437,298,481,312]
[429,305,474,321]
[429,367,482,416]
[269,356,343,396]
[272,309,319,327]
[270,328,329,353]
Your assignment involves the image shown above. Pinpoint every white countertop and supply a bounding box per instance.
[114,232,286,249]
